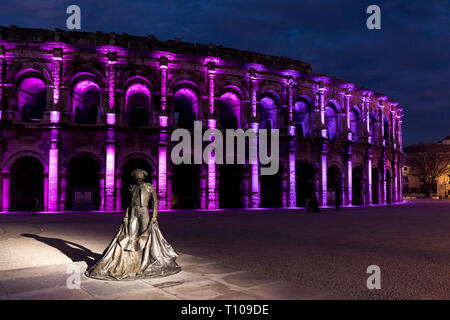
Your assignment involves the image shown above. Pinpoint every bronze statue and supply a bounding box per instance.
[85,169,181,280]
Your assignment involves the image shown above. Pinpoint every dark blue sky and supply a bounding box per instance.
[1,0,448,146]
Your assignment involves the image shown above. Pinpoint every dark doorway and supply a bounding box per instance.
[296,162,315,207]
[327,165,342,206]
[352,166,363,205]
[10,157,44,211]
[219,164,244,208]
[372,168,379,204]
[172,164,200,209]
[386,169,392,204]
[67,157,100,210]
[260,165,283,208]
[121,159,154,209]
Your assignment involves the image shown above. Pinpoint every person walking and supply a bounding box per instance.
[29,197,39,216]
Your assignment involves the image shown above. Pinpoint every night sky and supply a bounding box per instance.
[1,0,448,146]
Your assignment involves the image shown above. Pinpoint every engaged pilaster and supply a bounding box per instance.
[104,52,117,211]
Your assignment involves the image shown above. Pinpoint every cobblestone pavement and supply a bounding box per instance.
[0,199,449,299]
[0,213,335,300]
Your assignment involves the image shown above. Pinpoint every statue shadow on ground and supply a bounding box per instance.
[21,233,101,268]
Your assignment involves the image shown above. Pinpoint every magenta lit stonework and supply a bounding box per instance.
[0,26,404,212]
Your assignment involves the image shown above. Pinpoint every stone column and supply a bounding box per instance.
[48,126,60,212]
[250,69,258,118]
[397,112,403,202]
[288,145,296,208]
[346,147,352,206]
[160,57,168,112]
[318,85,327,138]
[397,113,403,150]
[364,96,371,143]
[47,48,63,212]
[366,150,373,205]
[344,90,351,140]
[379,102,385,147]
[320,145,328,207]
[0,46,5,211]
[250,70,259,208]
[206,64,217,209]
[317,84,328,207]
[287,79,296,207]
[104,53,117,211]
[393,155,398,203]
[250,122,259,208]
[398,160,402,202]
[158,115,168,210]
[381,152,387,205]
[391,109,396,147]
[158,58,169,210]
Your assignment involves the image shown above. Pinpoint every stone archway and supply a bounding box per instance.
[260,164,283,208]
[219,164,244,208]
[372,168,380,204]
[296,162,316,207]
[66,156,101,210]
[352,166,363,205]
[172,164,200,209]
[9,156,45,211]
[327,165,343,206]
[386,169,392,204]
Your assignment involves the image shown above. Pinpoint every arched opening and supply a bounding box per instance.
[325,104,337,140]
[349,108,361,141]
[18,77,47,122]
[259,95,278,131]
[260,164,283,208]
[296,162,316,207]
[352,166,363,205]
[294,99,311,138]
[172,164,200,209]
[219,164,244,208]
[327,165,342,206]
[9,156,44,211]
[173,88,198,129]
[126,83,150,127]
[66,157,100,210]
[386,169,392,203]
[73,80,100,124]
[121,158,154,209]
[372,168,380,204]
[218,92,240,129]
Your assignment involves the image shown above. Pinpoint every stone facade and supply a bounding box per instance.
[403,137,450,199]
[0,26,404,212]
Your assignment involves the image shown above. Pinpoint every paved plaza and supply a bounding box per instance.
[0,199,449,299]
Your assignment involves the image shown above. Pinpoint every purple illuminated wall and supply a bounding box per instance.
[0,29,404,213]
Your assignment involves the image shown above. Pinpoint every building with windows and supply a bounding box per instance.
[403,136,450,199]
[0,26,404,212]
